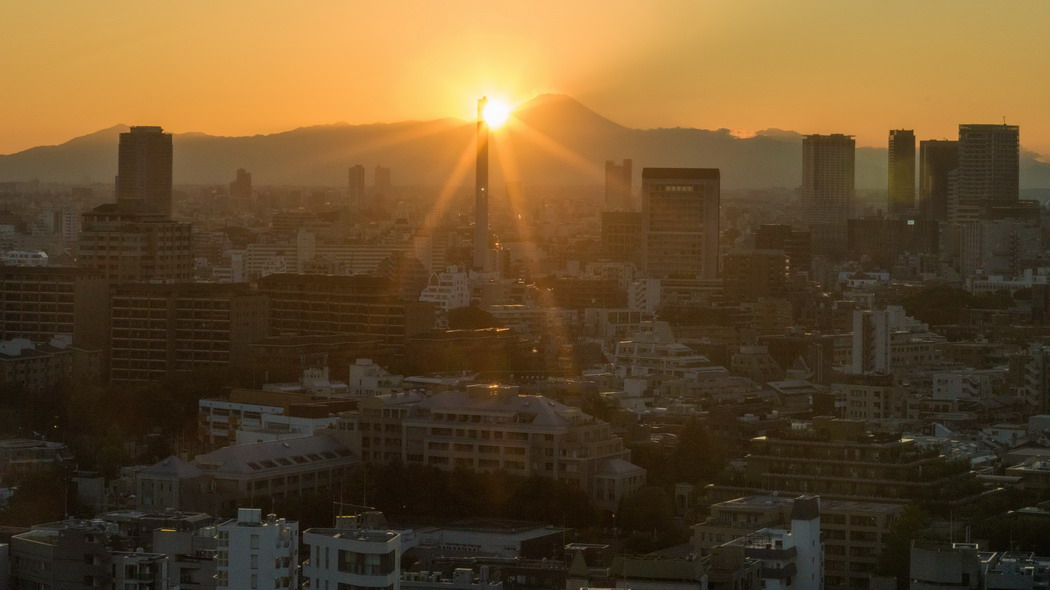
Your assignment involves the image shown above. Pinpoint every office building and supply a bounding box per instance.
[846,218,939,268]
[957,124,1020,206]
[918,140,958,220]
[641,168,720,280]
[349,164,366,213]
[801,134,855,227]
[888,129,916,216]
[116,126,174,217]
[230,168,252,207]
[600,211,642,265]
[216,508,298,590]
[605,158,633,211]
[714,496,822,590]
[108,283,269,382]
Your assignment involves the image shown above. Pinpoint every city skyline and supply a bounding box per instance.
[2,1,1050,156]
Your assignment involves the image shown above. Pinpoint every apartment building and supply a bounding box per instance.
[336,385,645,510]
[256,273,435,346]
[216,508,298,590]
[0,265,109,349]
[303,513,401,590]
[77,204,192,282]
[109,283,269,381]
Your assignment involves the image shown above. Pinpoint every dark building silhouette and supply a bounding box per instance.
[348,164,365,213]
[374,165,392,197]
[918,139,958,220]
[847,218,939,268]
[229,168,252,207]
[116,126,173,217]
[887,129,915,216]
[958,124,1019,205]
[802,134,855,227]
[641,168,720,280]
[475,98,490,271]
[755,224,812,276]
[604,158,633,211]
[722,249,788,303]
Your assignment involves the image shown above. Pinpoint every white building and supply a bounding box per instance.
[419,266,471,311]
[851,306,943,374]
[216,508,298,590]
[609,322,713,379]
[304,513,400,590]
[348,358,403,397]
[718,496,823,590]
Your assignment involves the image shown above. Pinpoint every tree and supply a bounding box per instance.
[878,504,930,588]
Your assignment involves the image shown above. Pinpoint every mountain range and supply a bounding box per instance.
[2,94,1049,192]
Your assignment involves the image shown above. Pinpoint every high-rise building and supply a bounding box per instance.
[230,168,252,206]
[374,165,392,196]
[801,134,855,227]
[116,126,173,217]
[77,206,193,282]
[887,129,915,216]
[474,97,490,271]
[641,168,720,280]
[600,211,642,264]
[918,139,958,220]
[605,158,633,211]
[957,124,1019,206]
[348,164,365,213]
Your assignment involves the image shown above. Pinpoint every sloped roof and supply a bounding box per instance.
[192,434,353,476]
[141,456,203,480]
[416,390,589,428]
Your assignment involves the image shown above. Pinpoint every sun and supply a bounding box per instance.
[481,97,512,129]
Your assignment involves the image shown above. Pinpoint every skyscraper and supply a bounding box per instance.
[229,168,252,207]
[641,168,720,280]
[918,139,958,220]
[348,164,365,213]
[474,97,490,271]
[116,126,173,217]
[801,134,855,227]
[887,129,915,216]
[605,159,633,211]
[374,165,392,197]
[957,123,1019,205]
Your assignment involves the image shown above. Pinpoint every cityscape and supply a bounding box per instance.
[1,2,1050,589]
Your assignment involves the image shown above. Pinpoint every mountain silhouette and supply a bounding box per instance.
[1,95,1048,191]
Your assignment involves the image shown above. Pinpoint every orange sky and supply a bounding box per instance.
[2,1,1049,156]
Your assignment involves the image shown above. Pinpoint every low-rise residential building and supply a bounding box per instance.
[304,513,400,590]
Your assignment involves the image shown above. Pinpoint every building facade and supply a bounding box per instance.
[641,168,720,280]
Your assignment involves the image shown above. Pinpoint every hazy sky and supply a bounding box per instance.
[3,1,1049,156]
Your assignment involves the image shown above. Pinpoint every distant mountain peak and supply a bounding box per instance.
[514,93,625,132]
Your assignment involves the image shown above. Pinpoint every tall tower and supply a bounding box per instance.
[957,123,1019,205]
[887,129,915,216]
[116,126,173,217]
[919,139,958,220]
[348,164,365,213]
[641,168,720,280]
[230,168,252,207]
[605,159,633,211]
[474,97,490,272]
[801,134,855,227]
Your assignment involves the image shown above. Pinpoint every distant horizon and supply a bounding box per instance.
[3,0,1049,156]
[4,93,1049,161]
